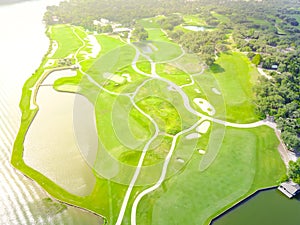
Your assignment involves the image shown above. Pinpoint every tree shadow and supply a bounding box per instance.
[210,63,225,73]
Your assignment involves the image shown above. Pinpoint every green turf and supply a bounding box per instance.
[137,126,285,225]
[182,14,207,26]
[50,25,83,58]
[197,52,260,123]
[211,12,230,23]
[138,18,161,29]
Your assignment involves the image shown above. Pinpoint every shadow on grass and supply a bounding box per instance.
[210,63,225,73]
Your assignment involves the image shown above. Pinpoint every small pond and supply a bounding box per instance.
[183,25,206,31]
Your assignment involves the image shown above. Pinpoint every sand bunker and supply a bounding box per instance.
[122,73,132,82]
[196,121,211,134]
[193,98,216,116]
[44,59,55,68]
[194,88,201,94]
[176,158,185,163]
[103,72,126,84]
[212,87,221,95]
[198,150,206,155]
[80,35,101,59]
[87,35,101,58]
[186,133,201,140]
[48,41,58,58]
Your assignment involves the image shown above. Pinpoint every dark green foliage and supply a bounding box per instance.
[252,54,261,66]
[132,26,148,41]
[255,70,300,151]
[288,159,300,184]
[157,14,183,31]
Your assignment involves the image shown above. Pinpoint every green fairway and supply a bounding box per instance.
[182,14,207,26]
[50,25,83,58]
[196,52,260,123]
[137,126,285,225]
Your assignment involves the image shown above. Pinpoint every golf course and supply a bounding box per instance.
[12,15,286,225]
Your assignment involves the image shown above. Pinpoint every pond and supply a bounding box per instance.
[183,25,206,31]
[24,70,98,197]
[212,188,300,225]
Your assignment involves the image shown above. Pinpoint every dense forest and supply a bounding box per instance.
[44,0,300,151]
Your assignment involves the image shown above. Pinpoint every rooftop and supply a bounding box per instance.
[278,181,300,198]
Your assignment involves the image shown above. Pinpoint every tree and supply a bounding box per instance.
[132,26,148,41]
[102,24,113,33]
[201,54,215,66]
[252,54,261,66]
[288,159,300,184]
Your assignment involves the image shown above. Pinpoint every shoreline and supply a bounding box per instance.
[209,186,277,225]
[11,25,106,224]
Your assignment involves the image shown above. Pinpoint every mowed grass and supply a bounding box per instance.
[145,28,183,62]
[156,63,191,86]
[182,14,207,26]
[87,44,136,83]
[211,12,230,23]
[50,25,83,58]
[197,52,260,123]
[136,126,285,225]
[137,18,161,28]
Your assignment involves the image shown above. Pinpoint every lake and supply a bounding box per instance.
[212,188,300,225]
[0,0,101,224]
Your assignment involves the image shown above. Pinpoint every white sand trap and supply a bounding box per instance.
[148,43,158,51]
[79,51,90,59]
[103,72,126,84]
[29,87,37,110]
[48,41,58,58]
[44,59,55,68]
[168,85,177,92]
[87,35,101,58]
[212,87,221,95]
[186,133,201,140]
[194,88,201,94]
[66,53,73,59]
[198,149,206,155]
[196,121,211,134]
[193,98,216,116]
[122,73,132,82]
[176,158,185,163]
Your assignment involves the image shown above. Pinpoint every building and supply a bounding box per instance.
[113,27,131,33]
[278,181,300,198]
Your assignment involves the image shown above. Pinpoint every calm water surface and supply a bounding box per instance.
[212,189,300,225]
[0,0,101,224]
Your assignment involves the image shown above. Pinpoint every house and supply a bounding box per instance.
[278,181,300,198]
[113,27,131,33]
